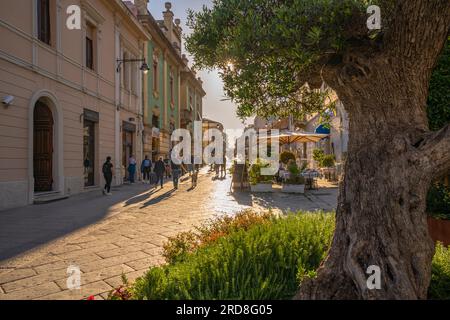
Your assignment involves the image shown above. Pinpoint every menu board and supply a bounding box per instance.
[232,163,249,189]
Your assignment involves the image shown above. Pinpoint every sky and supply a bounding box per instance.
[139,0,248,137]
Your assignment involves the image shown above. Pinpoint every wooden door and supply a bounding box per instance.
[34,101,53,192]
[122,130,133,166]
[83,119,95,187]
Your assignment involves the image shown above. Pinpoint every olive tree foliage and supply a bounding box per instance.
[185,0,393,120]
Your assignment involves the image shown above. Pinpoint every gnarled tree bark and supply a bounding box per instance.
[296,0,450,299]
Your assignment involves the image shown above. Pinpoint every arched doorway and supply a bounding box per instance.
[33,101,54,192]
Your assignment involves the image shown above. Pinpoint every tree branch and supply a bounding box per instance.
[417,123,450,179]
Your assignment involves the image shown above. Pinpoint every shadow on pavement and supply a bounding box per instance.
[124,188,157,207]
[0,184,162,262]
[140,189,176,208]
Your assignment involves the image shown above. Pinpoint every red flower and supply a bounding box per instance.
[87,295,95,300]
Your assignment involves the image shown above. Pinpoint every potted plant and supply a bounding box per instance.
[280,151,296,165]
[427,183,450,246]
[312,149,325,165]
[319,154,336,181]
[282,160,306,193]
[249,159,274,192]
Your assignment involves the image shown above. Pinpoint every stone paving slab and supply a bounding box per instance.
[1,281,61,300]
[0,268,37,285]
[2,267,68,293]
[0,170,337,300]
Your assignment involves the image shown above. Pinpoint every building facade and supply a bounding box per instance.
[133,1,205,162]
[180,55,205,139]
[0,0,149,210]
[253,84,349,174]
[302,100,349,171]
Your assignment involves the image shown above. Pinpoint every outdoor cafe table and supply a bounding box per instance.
[280,171,318,190]
[279,170,290,182]
[302,171,319,190]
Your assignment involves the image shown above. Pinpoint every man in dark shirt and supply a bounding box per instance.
[102,156,113,195]
[171,159,182,189]
[154,157,166,189]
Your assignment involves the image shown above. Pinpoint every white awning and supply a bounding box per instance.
[258,131,329,145]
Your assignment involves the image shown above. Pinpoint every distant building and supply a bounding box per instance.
[203,118,225,146]
[253,84,349,175]
[202,118,225,160]
[180,55,205,140]
[302,100,349,173]
[133,0,205,161]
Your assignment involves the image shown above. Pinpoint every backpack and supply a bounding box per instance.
[102,162,111,174]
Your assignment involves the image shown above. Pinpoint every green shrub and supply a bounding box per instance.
[285,160,305,185]
[427,183,450,220]
[427,36,450,131]
[312,149,325,163]
[118,212,450,300]
[428,242,450,300]
[162,231,199,265]
[163,210,274,264]
[132,212,334,300]
[320,155,336,168]
[280,151,296,165]
[287,160,300,176]
[248,159,274,185]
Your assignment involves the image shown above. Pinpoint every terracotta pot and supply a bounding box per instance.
[427,217,450,246]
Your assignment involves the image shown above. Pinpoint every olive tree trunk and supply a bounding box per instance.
[296,0,450,299]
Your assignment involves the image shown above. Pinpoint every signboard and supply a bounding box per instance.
[122,121,136,132]
[231,163,249,190]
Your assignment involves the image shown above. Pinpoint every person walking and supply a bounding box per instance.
[164,158,172,179]
[154,157,166,189]
[214,161,220,178]
[128,155,137,184]
[171,159,182,189]
[221,156,227,178]
[141,155,152,184]
[191,162,199,188]
[102,156,113,196]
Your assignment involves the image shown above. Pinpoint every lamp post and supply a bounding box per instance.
[116,58,150,73]
[115,58,149,183]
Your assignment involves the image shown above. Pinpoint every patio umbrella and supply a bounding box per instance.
[259,131,329,145]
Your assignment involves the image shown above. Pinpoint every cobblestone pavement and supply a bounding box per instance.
[0,169,337,300]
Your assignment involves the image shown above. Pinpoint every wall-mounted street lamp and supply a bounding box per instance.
[116,58,150,74]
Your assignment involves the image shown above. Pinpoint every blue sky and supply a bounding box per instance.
[141,0,247,134]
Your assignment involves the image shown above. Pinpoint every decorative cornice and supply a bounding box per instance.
[81,0,106,25]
